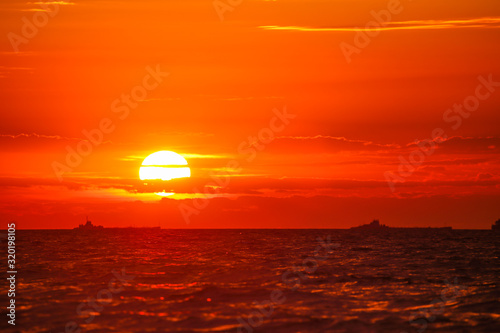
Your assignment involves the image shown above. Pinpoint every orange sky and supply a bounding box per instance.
[1,0,499,229]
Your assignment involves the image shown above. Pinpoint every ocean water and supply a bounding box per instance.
[3,229,500,333]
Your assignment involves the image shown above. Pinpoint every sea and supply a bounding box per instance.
[2,229,499,333]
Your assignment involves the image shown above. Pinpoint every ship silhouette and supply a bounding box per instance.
[350,219,452,230]
[492,219,500,231]
[74,217,160,230]
[74,217,103,230]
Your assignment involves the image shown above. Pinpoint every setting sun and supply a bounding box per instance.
[139,151,191,181]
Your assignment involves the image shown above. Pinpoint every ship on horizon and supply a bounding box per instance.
[492,219,500,231]
[74,218,160,230]
[350,219,452,231]
[74,218,104,230]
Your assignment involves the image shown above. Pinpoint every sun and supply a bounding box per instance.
[139,151,191,181]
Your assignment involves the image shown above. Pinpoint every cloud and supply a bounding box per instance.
[0,1,77,13]
[277,135,400,149]
[0,51,35,56]
[259,17,500,32]
[3,175,498,198]
[0,66,34,78]
[0,133,84,143]
[212,96,285,101]
[476,173,493,181]
[0,177,84,190]
[407,136,500,154]
[0,132,113,152]
[120,153,227,163]
[27,1,75,6]
[0,66,32,71]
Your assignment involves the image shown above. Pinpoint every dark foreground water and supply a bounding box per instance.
[2,229,499,333]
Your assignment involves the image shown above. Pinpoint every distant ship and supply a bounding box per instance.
[74,217,160,230]
[74,218,103,230]
[350,219,389,230]
[350,220,452,230]
[492,219,500,231]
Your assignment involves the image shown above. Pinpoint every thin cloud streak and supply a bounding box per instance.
[0,133,79,140]
[277,135,400,149]
[260,17,500,32]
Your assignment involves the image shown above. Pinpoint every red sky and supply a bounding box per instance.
[1,0,499,229]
